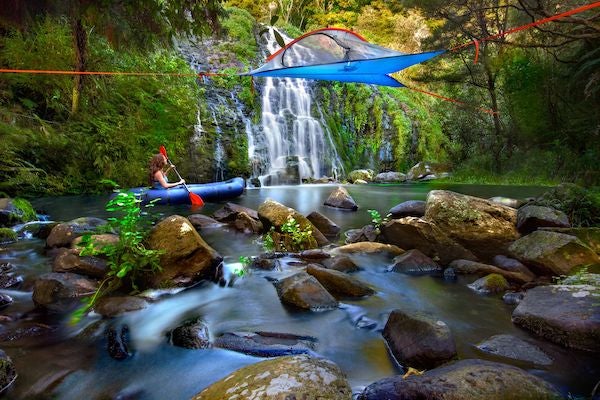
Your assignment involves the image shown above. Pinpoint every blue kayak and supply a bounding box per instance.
[129,177,245,205]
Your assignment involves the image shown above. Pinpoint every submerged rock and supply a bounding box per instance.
[306,264,374,298]
[193,355,352,400]
[169,318,210,349]
[476,334,553,366]
[358,359,561,400]
[388,249,441,275]
[107,324,132,360]
[213,331,317,357]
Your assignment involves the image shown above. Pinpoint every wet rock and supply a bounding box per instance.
[0,228,16,244]
[145,215,223,288]
[193,355,351,400]
[476,334,553,366]
[0,294,13,308]
[0,350,16,393]
[0,273,22,289]
[297,248,330,260]
[443,267,456,280]
[348,169,373,183]
[52,248,108,279]
[94,296,149,318]
[0,197,36,227]
[107,324,131,360]
[251,256,277,270]
[468,273,509,295]
[32,272,98,313]
[169,318,210,349]
[344,225,379,244]
[388,249,441,275]
[503,291,525,305]
[406,161,450,181]
[213,331,317,357]
[358,359,561,400]
[492,255,536,279]
[187,214,224,230]
[306,211,340,237]
[380,217,475,265]
[449,259,534,284]
[212,202,259,222]
[517,205,570,234]
[21,369,74,399]
[274,272,338,310]
[0,322,55,342]
[258,199,326,248]
[488,196,523,208]
[321,255,359,273]
[388,200,425,218]
[232,211,263,234]
[373,171,406,183]
[509,231,600,276]
[324,186,359,211]
[330,242,404,257]
[45,217,108,248]
[512,284,600,352]
[383,309,457,369]
[424,190,520,260]
[306,264,374,298]
[540,227,600,254]
[70,233,119,251]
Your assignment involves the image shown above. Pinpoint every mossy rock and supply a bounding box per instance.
[0,228,17,244]
[0,198,37,227]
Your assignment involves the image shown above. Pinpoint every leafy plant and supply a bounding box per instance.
[367,209,390,230]
[70,184,163,324]
[262,215,314,252]
[234,256,252,277]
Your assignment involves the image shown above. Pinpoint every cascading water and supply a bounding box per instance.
[248,28,344,186]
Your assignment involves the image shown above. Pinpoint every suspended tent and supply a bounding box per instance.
[246,27,445,87]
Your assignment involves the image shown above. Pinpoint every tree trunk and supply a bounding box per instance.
[71,19,86,115]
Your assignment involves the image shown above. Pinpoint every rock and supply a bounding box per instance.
[348,169,373,183]
[193,355,352,400]
[468,273,509,295]
[145,215,223,288]
[70,233,119,252]
[0,294,13,308]
[321,256,359,273]
[373,171,406,183]
[540,227,600,254]
[0,273,22,289]
[0,197,36,227]
[388,249,441,275]
[169,318,210,349]
[213,331,317,357]
[492,255,536,280]
[503,291,525,305]
[52,248,108,279]
[274,272,338,310]
[45,217,108,248]
[0,228,16,244]
[358,359,562,400]
[94,296,149,318]
[330,242,404,257]
[517,205,570,234]
[258,199,327,248]
[424,190,520,260]
[107,324,131,360]
[306,264,374,298]
[383,309,457,369]
[32,272,98,313]
[476,334,553,366]
[0,349,16,392]
[187,214,224,230]
[324,186,358,211]
[0,322,55,342]
[354,179,368,184]
[406,161,450,181]
[509,231,600,276]
[232,211,263,234]
[344,225,379,244]
[512,284,600,352]
[297,248,330,261]
[306,211,340,237]
[212,202,259,222]
[388,200,425,218]
[380,217,476,265]
[488,196,523,208]
[448,259,534,284]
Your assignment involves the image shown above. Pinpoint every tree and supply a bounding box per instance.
[0,0,226,115]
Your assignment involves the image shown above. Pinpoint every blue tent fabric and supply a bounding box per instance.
[246,28,445,87]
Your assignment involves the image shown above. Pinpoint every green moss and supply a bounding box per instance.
[484,273,509,292]
[0,228,17,243]
[12,198,37,222]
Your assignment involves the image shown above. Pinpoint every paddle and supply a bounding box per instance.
[159,146,204,207]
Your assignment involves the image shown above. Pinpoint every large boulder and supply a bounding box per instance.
[324,186,358,211]
[382,309,457,369]
[358,359,561,400]
[373,171,406,183]
[509,231,600,276]
[517,205,570,234]
[347,169,373,183]
[274,272,338,310]
[213,331,317,357]
[388,200,425,218]
[306,211,340,237]
[192,355,352,400]
[540,227,600,255]
[46,217,109,248]
[448,259,534,284]
[512,284,600,352]
[306,264,374,298]
[145,215,223,288]
[424,190,520,260]
[475,334,553,366]
[406,161,450,181]
[32,272,98,313]
[380,217,476,265]
[52,248,108,279]
[258,199,327,248]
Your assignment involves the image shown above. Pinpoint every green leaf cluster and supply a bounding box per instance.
[263,216,314,252]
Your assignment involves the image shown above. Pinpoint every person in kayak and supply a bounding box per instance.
[148,153,185,189]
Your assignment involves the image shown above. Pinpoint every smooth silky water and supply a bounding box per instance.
[1,183,598,399]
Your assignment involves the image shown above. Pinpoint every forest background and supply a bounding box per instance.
[0,0,598,197]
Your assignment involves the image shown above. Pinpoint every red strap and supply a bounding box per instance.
[405,84,498,115]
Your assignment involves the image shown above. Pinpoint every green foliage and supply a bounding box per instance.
[12,198,37,222]
[0,228,17,243]
[235,255,252,276]
[367,209,390,230]
[534,184,600,227]
[71,185,163,324]
[263,216,314,252]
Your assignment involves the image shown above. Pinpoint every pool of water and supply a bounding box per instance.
[1,183,597,399]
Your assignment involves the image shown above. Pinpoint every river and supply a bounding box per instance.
[1,183,597,399]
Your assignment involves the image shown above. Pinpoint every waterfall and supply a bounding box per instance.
[248,28,343,186]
